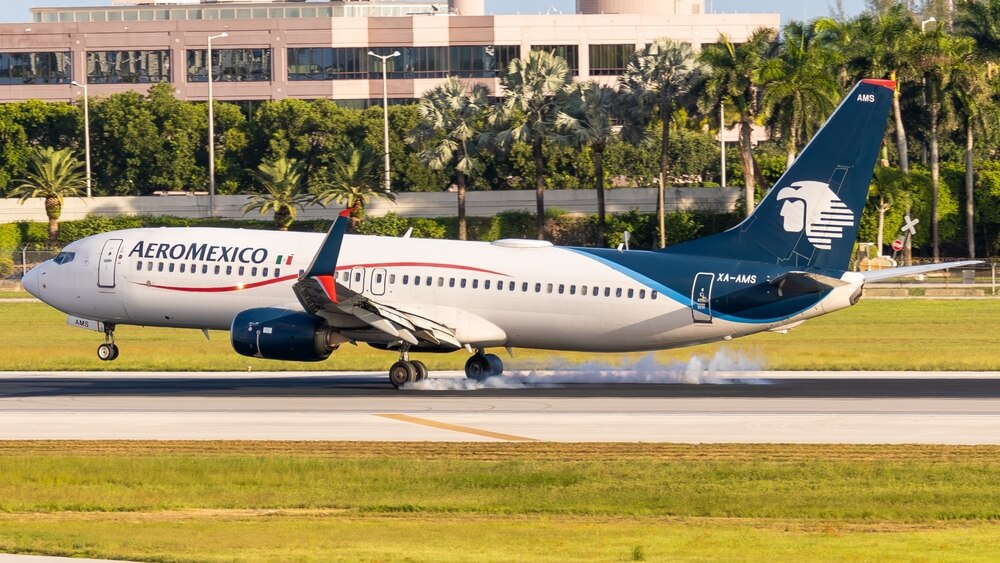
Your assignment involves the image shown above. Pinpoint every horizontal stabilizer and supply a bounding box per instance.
[861,261,982,282]
[770,271,848,296]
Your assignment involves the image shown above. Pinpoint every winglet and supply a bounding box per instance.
[299,209,352,301]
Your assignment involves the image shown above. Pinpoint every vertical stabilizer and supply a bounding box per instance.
[664,79,895,271]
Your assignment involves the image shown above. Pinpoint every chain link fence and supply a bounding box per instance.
[1,248,59,283]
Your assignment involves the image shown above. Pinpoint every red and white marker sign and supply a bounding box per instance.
[891,239,904,252]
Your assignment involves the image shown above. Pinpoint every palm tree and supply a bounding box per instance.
[9,146,86,244]
[620,38,698,247]
[490,49,572,239]
[407,76,491,241]
[698,27,777,217]
[758,20,841,168]
[912,29,976,260]
[241,156,312,231]
[312,145,396,230]
[556,81,619,247]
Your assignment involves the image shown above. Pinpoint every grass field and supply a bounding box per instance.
[2,299,1000,371]
[1,442,999,561]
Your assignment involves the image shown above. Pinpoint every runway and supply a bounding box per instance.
[2,370,1000,443]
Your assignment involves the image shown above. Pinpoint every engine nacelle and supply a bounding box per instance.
[231,307,341,362]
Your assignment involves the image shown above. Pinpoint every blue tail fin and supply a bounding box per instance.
[665,79,894,271]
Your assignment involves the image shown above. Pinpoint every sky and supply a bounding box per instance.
[0,0,867,25]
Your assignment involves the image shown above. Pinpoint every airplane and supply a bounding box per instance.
[21,79,979,388]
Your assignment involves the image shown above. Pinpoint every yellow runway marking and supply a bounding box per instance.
[375,413,537,442]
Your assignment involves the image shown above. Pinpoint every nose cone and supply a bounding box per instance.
[22,266,40,298]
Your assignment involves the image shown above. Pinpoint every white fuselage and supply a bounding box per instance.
[24,228,863,353]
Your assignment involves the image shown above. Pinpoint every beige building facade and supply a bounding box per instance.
[0,1,778,105]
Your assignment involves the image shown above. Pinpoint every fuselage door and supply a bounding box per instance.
[349,267,366,294]
[97,238,123,289]
[691,272,714,324]
[371,268,387,296]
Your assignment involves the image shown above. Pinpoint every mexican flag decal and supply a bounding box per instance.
[275,255,294,265]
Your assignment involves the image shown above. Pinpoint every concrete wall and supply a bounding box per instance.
[0,187,739,222]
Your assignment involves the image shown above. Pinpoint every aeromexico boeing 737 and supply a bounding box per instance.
[21,80,977,387]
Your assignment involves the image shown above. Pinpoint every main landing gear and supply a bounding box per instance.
[97,324,119,361]
[388,345,428,389]
[464,350,503,381]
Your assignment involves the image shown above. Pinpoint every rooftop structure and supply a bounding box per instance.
[1,0,778,106]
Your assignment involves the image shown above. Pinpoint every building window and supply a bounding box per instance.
[491,45,520,76]
[589,44,634,76]
[449,45,496,78]
[187,48,272,82]
[531,45,578,75]
[87,50,170,84]
[0,52,72,85]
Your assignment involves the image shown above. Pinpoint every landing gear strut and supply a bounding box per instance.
[465,350,503,380]
[387,345,428,389]
[97,324,119,361]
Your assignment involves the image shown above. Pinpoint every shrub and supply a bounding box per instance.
[0,223,21,251]
[0,254,15,278]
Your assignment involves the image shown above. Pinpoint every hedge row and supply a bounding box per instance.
[1,210,741,252]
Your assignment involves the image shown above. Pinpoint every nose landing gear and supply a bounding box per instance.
[97,324,119,361]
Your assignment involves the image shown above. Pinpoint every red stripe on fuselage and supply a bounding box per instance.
[130,262,508,293]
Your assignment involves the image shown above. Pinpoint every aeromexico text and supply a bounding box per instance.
[128,241,270,264]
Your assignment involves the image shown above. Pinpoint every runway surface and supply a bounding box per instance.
[2,370,1000,443]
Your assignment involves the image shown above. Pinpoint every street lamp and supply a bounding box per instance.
[207,32,229,216]
[70,81,91,198]
[368,50,401,193]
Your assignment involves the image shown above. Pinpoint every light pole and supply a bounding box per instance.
[70,81,91,198]
[368,50,400,193]
[207,32,228,216]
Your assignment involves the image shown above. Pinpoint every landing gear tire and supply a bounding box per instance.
[484,354,503,376]
[389,361,417,389]
[97,343,118,361]
[465,354,494,381]
[411,360,428,382]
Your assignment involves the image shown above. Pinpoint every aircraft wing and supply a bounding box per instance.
[291,210,462,350]
[770,271,849,296]
[861,261,983,283]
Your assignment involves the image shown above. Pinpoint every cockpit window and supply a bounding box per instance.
[52,252,76,265]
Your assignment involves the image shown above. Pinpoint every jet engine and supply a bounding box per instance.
[231,307,344,362]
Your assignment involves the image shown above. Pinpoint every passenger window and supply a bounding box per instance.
[214,265,220,275]
[252,267,258,277]
[651,290,658,299]
[484,280,491,290]
[627,288,634,298]
[202,265,208,274]
[616,288,623,298]
[558,284,564,294]
[582,286,588,296]
[522,282,528,292]
[546,284,553,294]
[275,268,281,277]
[449,278,456,288]
[376,273,383,283]
[472,279,479,289]
[238,266,244,276]
[570,285,576,295]
[191,264,196,274]
[604,287,610,297]
[639,289,646,299]
[438,277,445,287]
[508,281,515,291]
[426,276,432,286]
[354,272,362,283]
[535,283,541,293]
[593,286,598,296]
[403,275,409,285]
[168,263,175,273]
[226,265,233,276]
[342,272,350,282]
[180,264,186,273]
[414,275,420,285]
[460,279,467,288]
[263,267,269,277]
[148,262,154,272]
[136,261,143,270]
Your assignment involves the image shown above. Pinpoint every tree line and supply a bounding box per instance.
[7,0,1000,258]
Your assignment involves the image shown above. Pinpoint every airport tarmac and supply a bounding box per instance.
[1,370,1000,443]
